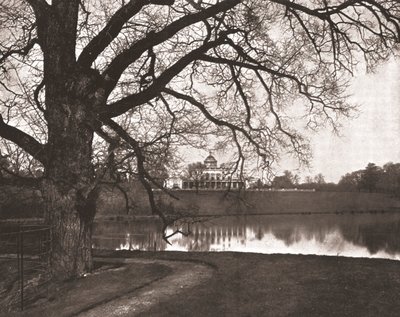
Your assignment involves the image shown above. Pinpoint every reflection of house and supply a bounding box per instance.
[166,154,245,190]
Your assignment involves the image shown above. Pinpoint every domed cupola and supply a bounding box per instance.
[204,153,217,168]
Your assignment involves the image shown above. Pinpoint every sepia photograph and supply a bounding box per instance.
[1,0,400,316]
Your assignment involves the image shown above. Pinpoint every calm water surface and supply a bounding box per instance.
[93,212,400,260]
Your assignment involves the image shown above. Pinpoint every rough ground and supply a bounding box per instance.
[1,258,173,316]
[79,258,212,317]
[2,251,400,317]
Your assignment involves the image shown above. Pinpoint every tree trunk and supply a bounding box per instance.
[42,180,96,280]
[33,0,108,279]
[42,71,102,279]
[41,96,99,279]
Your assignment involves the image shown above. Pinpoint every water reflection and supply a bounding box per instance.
[92,213,400,260]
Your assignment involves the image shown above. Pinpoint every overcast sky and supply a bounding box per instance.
[182,58,400,183]
[304,58,400,182]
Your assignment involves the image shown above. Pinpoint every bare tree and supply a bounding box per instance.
[186,161,207,191]
[0,0,399,278]
[314,173,326,185]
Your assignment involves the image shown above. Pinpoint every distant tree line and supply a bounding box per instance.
[338,162,400,195]
[250,162,400,196]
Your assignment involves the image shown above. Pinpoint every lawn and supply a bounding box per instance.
[2,251,400,316]
[102,251,400,317]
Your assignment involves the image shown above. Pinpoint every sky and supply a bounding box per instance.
[182,58,400,183]
[307,58,400,183]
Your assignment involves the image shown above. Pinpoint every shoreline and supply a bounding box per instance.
[95,208,400,221]
[3,208,400,224]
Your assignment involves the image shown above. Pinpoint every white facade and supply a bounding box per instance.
[166,154,245,190]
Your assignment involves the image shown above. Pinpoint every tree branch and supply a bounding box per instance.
[0,115,47,165]
[77,0,175,68]
[23,0,50,27]
[163,88,270,161]
[24,0,48,10]
[103,36,229,117]
[0,38,39,65]
[101,117,168,222]
[101,0,241,94]
[270,0,359,19]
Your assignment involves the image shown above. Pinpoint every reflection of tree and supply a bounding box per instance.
[263,214,400,255]
[340,220,400,255]
[164,218,249,251]
[93,218,168,251]
[272,228,302,246]
[94,213,400,256]
[255,227,264,240]
[268,214,400,255]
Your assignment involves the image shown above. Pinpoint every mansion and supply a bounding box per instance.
[166,154,245,190]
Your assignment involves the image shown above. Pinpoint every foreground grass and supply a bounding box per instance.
[3,251,400,316]
[106,251,400,317]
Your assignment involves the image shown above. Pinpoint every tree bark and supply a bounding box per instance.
[41,85,100,279]
[42,67,103,279]
[41,103,99,278]
[42,180,95,279]
[34,1,107,279]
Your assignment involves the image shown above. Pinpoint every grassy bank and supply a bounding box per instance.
[127,252,400,317]
[2,181,400,220]
[156,190,400,216]
[95,185,400,217]
[6,251,400,316]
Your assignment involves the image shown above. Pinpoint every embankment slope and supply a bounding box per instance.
[96,185,400,216]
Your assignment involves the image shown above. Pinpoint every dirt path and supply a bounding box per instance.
[77,258,213,317]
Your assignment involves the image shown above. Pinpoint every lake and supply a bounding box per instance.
[92,212,400,260]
